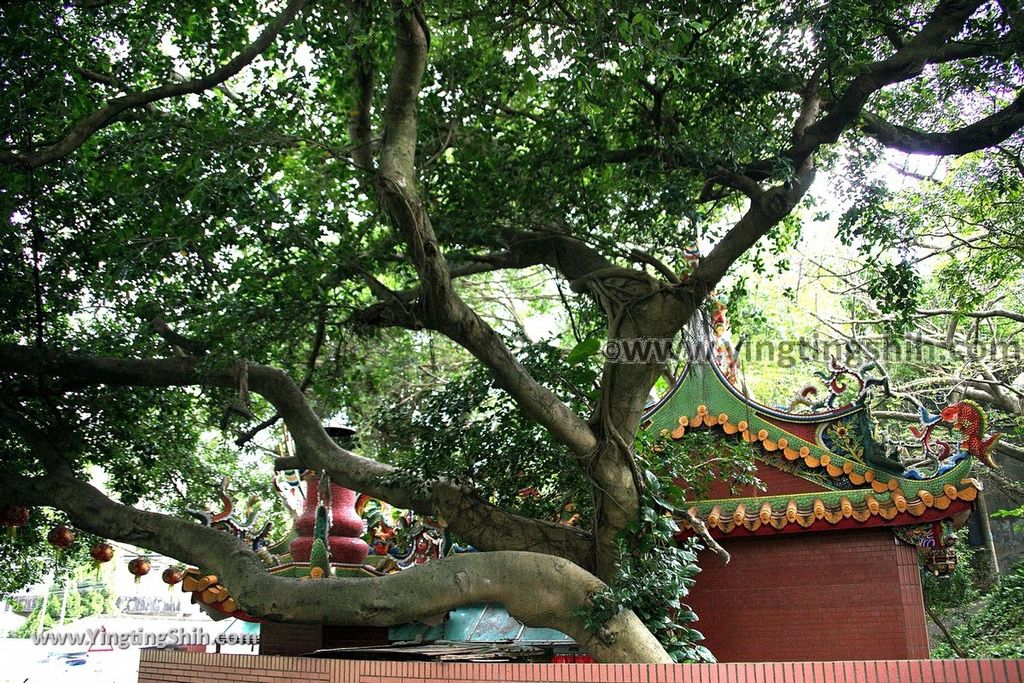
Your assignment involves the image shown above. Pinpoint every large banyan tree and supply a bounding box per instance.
[1,0,1023,662]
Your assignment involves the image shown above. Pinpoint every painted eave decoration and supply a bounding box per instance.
[644,360,988,540]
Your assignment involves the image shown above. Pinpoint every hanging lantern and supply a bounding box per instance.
[90,542,114,571]
[1,506,29,538]
[161,566,184,590]
[47,524,75,551]
[128,557,151,583]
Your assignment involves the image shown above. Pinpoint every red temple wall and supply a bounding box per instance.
[701,460,828,499]
[685,528,930,662]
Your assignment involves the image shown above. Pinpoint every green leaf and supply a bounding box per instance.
[566,336,601,364]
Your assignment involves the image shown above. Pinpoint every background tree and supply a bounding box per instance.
[798,150,1024,455]
[929,558,1024,659]
[1,0,1023,662]
[773,143,1024,549]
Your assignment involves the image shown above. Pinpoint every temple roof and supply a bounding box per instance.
[645,361,981,539]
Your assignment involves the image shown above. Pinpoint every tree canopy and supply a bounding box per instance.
[1,0,1023,663]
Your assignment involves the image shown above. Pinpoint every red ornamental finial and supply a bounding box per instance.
[289,471,368,565]
[128,557,151,583]
[47,524,75,551]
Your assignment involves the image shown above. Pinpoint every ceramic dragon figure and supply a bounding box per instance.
[787,347,890,413]
[187,477,275,563]
[909,406,950,460]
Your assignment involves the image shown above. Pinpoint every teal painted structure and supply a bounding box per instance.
[388,603,572,644]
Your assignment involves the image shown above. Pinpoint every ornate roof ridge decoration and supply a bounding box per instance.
[644,358,996,540]
[663,403,976,496]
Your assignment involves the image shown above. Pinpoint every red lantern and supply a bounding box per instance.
[1,506,29,538]
[128,557,151,583]
[47,524,75,551]
[90,542,114,571]
[162,566,184,589]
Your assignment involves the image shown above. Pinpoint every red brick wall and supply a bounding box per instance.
[686,528,930,662]
[138,650,1024,683]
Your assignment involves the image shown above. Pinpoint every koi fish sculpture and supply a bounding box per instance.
[940,400,1001,468]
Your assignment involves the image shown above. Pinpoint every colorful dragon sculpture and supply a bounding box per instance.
[788,350,889,412]
[783,348,1002,475]
[356,495,446,570]
[187,477,276,565]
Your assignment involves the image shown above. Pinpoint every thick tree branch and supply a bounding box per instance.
[699,168,765,203]
[692,4,987,288]
[347,0,376,172]
[916,307,1024,324]
[904,332,1022,414]
[0,344,593,566]
[0,471,665,663]
[992,439,1024,465]
[792,67,824,143]
[862,91,1024,156]
[573,58,819,576]
[149,313,210,356]
[928,22,1024,64]
[1,0,310,169]
[788,0,987,164]
[903,0,1021,68]
[349,231,625,327]
[574,159,817,577]
[689,161,817,294]
[379,4,428,184]
[234,310,326,446]
[601,2,991,185]
[374,7,598,458]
